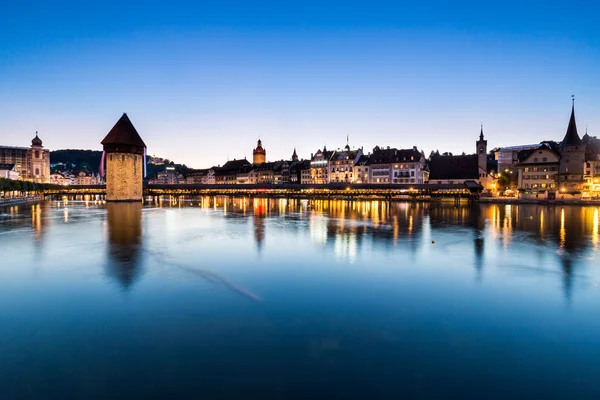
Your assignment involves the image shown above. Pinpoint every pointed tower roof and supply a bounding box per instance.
[101,113,146,148]
[292,147,298,161]
[479,124,484,141]
[560,103,582,148]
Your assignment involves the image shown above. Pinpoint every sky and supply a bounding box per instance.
[1,0,599,168]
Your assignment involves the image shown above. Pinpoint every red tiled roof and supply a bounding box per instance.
[101,113,146,148]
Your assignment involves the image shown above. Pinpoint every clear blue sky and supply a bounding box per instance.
[1,1,599,168]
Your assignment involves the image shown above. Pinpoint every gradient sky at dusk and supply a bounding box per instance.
[1,1,599,168]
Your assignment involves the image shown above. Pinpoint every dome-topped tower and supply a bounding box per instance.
[31,131,43,148]
[253,138,266,165]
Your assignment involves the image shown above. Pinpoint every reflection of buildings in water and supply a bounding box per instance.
[559,256,574,302]
[593,208,599,250]
[105,202,143,289]
[483,203,600,300]
[308,200,426,259]
[252,198,267,253]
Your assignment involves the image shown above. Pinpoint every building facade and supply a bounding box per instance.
[328,145,363,183]
[0,132,51,183]
[310,147,333,184]
[0,164,19,180]
[365,147,427,184]
[515,145,560,199]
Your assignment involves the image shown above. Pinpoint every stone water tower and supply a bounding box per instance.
[101,113,146,202]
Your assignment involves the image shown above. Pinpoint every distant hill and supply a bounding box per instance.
[50,149,189,179]
[50,150,103,173]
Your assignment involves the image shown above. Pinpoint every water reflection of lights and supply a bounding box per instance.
[593,208,599,249]
[31,204,42,235]
[560,208,566,249]
[64,207,69,223]
[310,215,328,245]
[333,230,358,263]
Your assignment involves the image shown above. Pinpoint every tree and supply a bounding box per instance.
[497,173,511,190]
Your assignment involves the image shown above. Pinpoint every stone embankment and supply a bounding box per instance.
[0,195,44,206]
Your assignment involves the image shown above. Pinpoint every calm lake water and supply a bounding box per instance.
[1,197,600,398]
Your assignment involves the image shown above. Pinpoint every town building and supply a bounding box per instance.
[215,159,251,184]
[497,144,540,176]
[0,163,19,180]
[310,147,334,184]
[253,139,266,165]
[365,146,427,184]
[515,144,560,199]
[428,127,494,190]
[290,159,311,183]
[0,132,51,183]
[149,167,184,184]
[328,145,363,183]
[273,161,290,184]
[73,170,102,185]
[353,155,369,184]
[49,172,71,186]
[583,134,600,199]
[185,168,215,184]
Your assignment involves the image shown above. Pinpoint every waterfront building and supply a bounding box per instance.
[328,145,363,183]
[73,170,103,185]
[0,132,51,183]
[365,146,427,184]
[583,134,600,199]
[185,168,215,184]
[497,144,540,176]
[0,163,19,180]
[429,128,493,190]
[235,165,253,184]
[49,172,70,185]
[273,161,290,184]
[252,162,276,184]
[310,147,334,184]
[101,113,147,201]
[353,155,369,184]
[515,144,560,199]
[557,103,586,195]
[253,139,266,165]
[148,167,184,184]
[299,160,312,184]
[215,159,251,184]
[290,159,311,183]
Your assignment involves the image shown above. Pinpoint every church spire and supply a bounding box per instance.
[479,124,484,140]
[560,98,582,148]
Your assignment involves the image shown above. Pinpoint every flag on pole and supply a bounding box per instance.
[99,151,106,178]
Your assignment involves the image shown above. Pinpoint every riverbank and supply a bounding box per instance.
[0,195,44,207]
[478,197,600,206]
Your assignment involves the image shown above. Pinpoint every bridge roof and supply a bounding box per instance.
[101,113,146,148]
